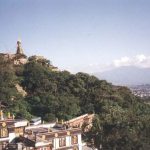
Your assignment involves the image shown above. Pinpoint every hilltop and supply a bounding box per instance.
[0,40,59,71]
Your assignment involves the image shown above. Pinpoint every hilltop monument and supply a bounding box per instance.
[0,40,27,65]
[16,40,24,54]
[0,40,59,70]
[14,40,27,64]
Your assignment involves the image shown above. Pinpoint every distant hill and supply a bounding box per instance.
[94,66,150,85]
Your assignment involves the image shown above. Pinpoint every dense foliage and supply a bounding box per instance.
[0,56,150,149]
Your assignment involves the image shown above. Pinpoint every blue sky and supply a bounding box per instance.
[0,0,150,73]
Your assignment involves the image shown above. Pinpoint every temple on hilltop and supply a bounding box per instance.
[16,40,24,54]
[0,40,60,71]
[0,40,27,65]
[13,40,28,65]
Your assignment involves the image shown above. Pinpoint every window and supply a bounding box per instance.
[59,137,66,147]
[0,122,8,138]
[71,135,78,144]
[0,127,8,138]
[15,127,24,136]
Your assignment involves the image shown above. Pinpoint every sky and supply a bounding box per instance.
[0,0,150,73]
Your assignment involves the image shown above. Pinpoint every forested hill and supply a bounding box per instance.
[0,54,150,149]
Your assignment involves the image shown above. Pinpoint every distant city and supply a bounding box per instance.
[130,84,150,99]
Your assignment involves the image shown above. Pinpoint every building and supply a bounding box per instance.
[7,122,82,150]
[0,41,60,71]
[64,114,94,131]
[0,113,28,149]
[30,117,42,126]
[0,112,95,150]
[0,40,27,65]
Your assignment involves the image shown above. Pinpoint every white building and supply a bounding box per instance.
[0,119,28,149]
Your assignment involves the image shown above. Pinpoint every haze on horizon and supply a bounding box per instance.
[0,0,150,73]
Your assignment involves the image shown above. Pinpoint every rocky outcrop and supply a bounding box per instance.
[15,84,27,97]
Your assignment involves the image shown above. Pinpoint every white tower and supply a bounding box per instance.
[16,40,24,54]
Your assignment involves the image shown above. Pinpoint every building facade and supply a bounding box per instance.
[0,113,94,150]
[0,119,28,149]
[7,124,82,150]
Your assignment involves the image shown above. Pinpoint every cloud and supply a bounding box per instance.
[136,54,146,62]
[65,54,150,74]
[113,56,130,67]
[113,54,150,68]
[89,54,150,73]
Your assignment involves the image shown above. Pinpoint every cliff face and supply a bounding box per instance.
[15,84,27,97]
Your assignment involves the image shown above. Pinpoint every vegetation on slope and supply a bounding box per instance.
[0,56,150,149]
